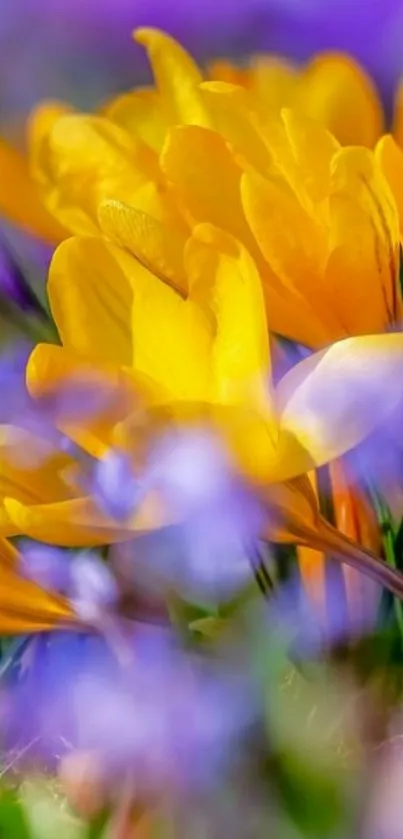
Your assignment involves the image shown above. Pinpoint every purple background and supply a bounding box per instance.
[0,0,403,137]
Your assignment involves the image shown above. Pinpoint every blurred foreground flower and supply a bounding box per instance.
[0,624,253,793]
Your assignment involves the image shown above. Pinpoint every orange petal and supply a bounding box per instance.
[296,472,326,617]
[4,490,170,547]
[299,52,384,147]
[0,538,74,633]
[263,477,403,600]
[376,134,403,241]
[0,138,65,242]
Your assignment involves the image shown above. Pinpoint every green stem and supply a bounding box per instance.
[372,492,403,639]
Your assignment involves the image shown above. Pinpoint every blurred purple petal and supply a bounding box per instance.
[150,430,233,516]
[117,430,264,601]
[69,552,118,622]
[91,449,141,521]
[19,541,71,594]
[1,627,254,794]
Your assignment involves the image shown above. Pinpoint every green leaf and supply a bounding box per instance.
[84,809,109,839]
[0,789,31,839]
[189,616,227,640]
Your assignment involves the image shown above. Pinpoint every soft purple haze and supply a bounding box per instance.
[0,0,402,129]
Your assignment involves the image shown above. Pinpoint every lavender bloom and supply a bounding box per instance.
[19,541,118,622]
[149,430,235,517]
[92,449,141,521]
[0,632,115,769]
[112,430,263,602]
[19,541,71,594]
[264,568,377,660]
[69,552,118,622]
[0,626,253,794]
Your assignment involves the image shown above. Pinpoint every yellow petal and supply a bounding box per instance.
[28,98,74,189]
[299,52,384,147]
[99,200,188,294]
[281,108,340,206]
[376,134,403,240]
[254,108,338,213]
[161,124,258,257]
[0,426,73,508]
[33,113,160,235]
[249,56,299,111]
[185,223,272,411]
[199,81,273,174]
[0,138,65,242]
[275,334,403,478]
[241,169,338,346]
[0,538,74,633]
[330,146,401,327]
[26,343,147,458]
[241,169,328,290]
[130,256,213,402]
[4,491,170,547]
[134,27,210,127]
[103,87,169,153]
[325,194,391,334]
[49,236,133,364]
[28,99,74,144]
[208,60,251,88]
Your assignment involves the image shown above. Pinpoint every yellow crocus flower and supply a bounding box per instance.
[19,30,400,350]
[3,224,403,602]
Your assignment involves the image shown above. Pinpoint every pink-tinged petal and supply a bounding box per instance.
[275,334,403,479]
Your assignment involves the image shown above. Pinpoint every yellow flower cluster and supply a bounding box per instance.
[1,30,403,629]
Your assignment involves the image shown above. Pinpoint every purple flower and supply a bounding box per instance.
[68,631,252,793]
[19,541,71,594]
[149,430,233,516]
[116,430,263,602]
[91,448,141,521]
[0,626,254,794]
[19,541,118,623]
[69,551,118,622]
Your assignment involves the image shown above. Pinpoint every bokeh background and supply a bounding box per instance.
[2,0,403,142]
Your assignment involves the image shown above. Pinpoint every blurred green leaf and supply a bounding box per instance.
[20,779,83,839]
[272,752,347,837]
[84,809,109,839]
[0,788,31,839]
